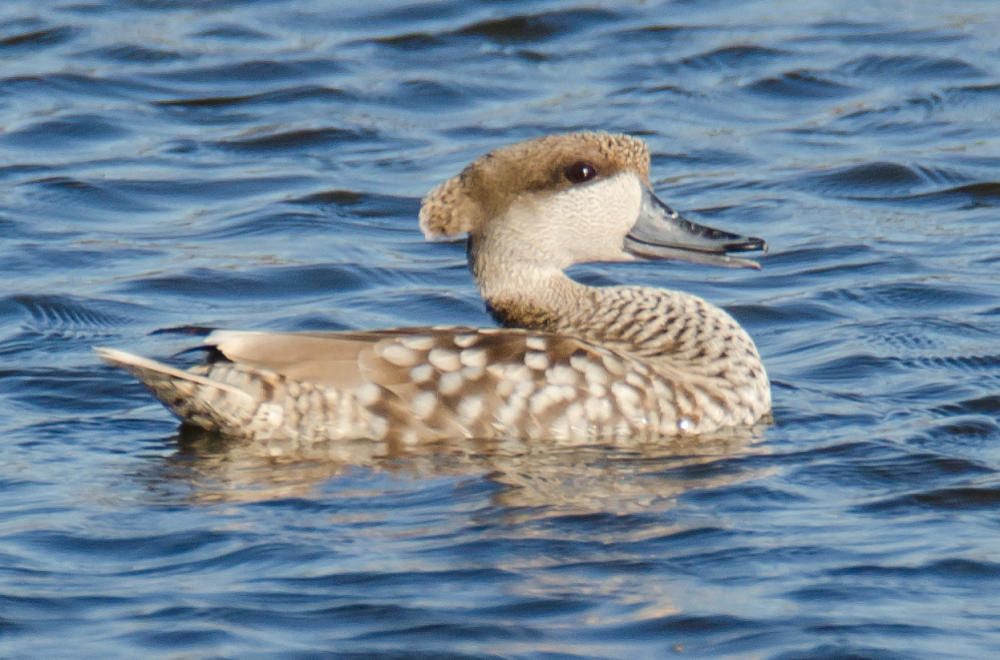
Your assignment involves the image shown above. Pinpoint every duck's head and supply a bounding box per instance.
[419,131,766,271]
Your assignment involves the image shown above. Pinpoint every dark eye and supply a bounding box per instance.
[564,161,598,184]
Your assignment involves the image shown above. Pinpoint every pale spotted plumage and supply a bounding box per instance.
[98,131,771,450]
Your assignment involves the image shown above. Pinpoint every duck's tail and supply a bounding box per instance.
[95,347,256,433]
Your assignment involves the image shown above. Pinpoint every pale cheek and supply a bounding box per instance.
[509,173,644,265]
[569,175,642,260]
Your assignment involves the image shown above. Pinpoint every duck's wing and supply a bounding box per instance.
[203,328,666,437]
[204,328,402,391]
[203,327,535,388]
[99,328,662,442]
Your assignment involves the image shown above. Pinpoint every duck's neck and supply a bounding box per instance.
[471,236,585,332]
[483,270,587,334]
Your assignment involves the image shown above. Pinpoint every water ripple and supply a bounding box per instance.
[154,84,351,110]
[744,70,858,100]
[212,127,375,154]
[149,58,343,86]
[455,8,618,44]
[2,114,131,149]
[838,54,984,80]
[0,24,78,51]
[79,43,189,64]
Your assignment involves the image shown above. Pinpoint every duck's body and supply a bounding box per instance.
[99,132,770,449]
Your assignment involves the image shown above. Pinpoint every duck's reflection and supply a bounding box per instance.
[163,424,771,511]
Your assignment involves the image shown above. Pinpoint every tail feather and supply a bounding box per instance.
[95,347,256,433]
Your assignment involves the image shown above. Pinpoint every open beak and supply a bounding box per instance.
[624,188,767,269]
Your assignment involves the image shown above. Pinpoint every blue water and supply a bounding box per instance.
[3,1,1000,657]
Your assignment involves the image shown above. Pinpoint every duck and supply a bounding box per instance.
[97,131,770,450]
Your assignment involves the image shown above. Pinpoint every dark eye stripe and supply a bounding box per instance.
[564,161,598,184]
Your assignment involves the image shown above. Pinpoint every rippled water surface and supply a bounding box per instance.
[3,1,1000,657]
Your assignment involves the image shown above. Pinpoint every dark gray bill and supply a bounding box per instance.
[624,188,767,269]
